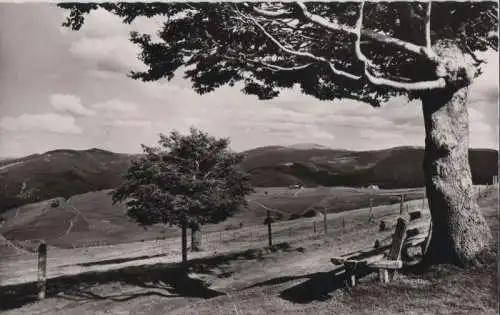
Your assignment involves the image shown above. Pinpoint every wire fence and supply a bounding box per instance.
[1,185,496,264]
[2,184,498,291]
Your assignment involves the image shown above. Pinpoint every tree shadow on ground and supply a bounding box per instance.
[247,265,375,304]
[0,242,293,311]
[0,264,224,311]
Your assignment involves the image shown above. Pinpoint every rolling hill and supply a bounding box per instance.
[0,145,497,214]
[0,149,136,213]
[243,145,498,188]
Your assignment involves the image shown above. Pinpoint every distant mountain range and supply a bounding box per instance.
[243,145,498,188]
[0,145,497,214]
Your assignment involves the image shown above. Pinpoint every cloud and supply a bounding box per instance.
[91,99,138,116]
[65,8,163,75]
[50,94,95,116]
[359,129,403,140]
[69,36,145,74]
[64,8,162,39]
[0,113,82,134]
[104,119,152,129]
[135,76,499,151]
[62,8,128,38]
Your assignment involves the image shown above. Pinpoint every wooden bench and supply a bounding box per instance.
[368,212,432,267]
[402,220,432,266]
[331,217,408,286]
[332,212,432,287]
[331,210,432,286]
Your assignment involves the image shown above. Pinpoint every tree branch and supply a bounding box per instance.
[237,10,360,80]
[476,32,498,51]
[294,2,437,62]
[293,2,356,36]
[354,3,377,69]
[225,54,313,72]
[486,11,498,23]
[250,59,314,72]
[252,6,296,19]
[460,37,486,66]
[423,1,437,59]
[364,67,445,90]
[355,1,446,91]
[425,1,432,51]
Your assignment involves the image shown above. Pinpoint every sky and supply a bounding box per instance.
[0,3,498,158]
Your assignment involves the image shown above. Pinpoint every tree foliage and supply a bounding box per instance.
[111,128,253,228]
[59,2,497,106]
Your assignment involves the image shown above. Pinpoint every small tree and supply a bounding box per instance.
[111,128,253,264]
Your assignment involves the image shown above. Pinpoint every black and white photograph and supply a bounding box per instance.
[0,1,498,314]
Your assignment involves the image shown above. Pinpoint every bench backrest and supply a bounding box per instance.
[387,217,409,260]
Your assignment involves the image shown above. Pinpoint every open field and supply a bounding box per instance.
[0,196,428,287]
[1,146,496,214]
[0,186,425,251]
[0,185,496,314]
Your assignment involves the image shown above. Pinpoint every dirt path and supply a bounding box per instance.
[0,235,31,255]
[0,228,362,315]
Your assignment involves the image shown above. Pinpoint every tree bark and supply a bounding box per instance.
[421,85,492,266]
[190,221,202,252]
[181,222,188,265]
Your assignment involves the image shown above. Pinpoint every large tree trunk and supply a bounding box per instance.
[421,85,492,266]
[190,221,202,252]
[181,222,188,265]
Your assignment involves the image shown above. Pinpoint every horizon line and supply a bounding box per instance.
[2,144,499,160]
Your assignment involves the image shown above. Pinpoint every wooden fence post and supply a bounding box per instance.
[267,210,273,247]
[422,190,426,210]
[313,221,317,234]
[399,194,405,215]
[368,197,373,222]
[342,217,345,232]
[37,242,47,300]
[323,210,328,235]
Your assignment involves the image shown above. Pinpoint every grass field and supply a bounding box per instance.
[0,186,425,251]
[0,185,496,314]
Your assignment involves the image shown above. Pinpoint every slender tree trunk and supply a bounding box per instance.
[190,221,202,252]
[181,222,188,265]
[421,85,492,266]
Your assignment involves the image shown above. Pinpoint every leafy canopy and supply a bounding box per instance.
[59,2,498,106]
[111,128,253,227]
